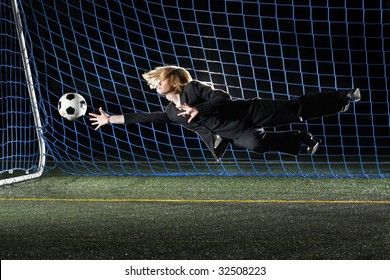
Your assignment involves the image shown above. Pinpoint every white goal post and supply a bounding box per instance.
[0,0,46,186]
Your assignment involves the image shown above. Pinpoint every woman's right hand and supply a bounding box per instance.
[89,107,110,130]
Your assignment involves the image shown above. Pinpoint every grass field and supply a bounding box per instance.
[1,170,390,260]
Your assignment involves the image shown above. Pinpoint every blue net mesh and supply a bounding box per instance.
[4,0,389,177]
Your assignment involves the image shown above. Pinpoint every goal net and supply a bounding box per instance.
[2,0,389,179]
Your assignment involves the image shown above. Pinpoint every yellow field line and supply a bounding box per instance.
[1,197,390,204]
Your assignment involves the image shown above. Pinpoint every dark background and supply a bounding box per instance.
[16,0,390,176]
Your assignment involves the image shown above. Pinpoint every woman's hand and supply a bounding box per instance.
[89,107,110,130]
[177,103,199,123]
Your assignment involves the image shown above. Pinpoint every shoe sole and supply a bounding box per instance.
[307,137,322,155]
[309,142,320,155]
[353,88,361,102]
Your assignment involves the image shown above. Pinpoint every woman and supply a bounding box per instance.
[89,66,360,161]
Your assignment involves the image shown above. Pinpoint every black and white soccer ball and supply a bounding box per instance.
[58,93,87,121]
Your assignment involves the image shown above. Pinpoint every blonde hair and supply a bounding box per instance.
[142,66,193,92]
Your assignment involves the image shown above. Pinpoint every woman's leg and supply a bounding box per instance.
[298,89,360,121]
[233,128,321,156]
[248,99,301,128]
[249,88,360,127]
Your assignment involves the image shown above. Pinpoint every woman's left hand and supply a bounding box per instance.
[177,103,199,123]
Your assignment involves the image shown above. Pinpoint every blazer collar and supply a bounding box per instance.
[179,92,187,105]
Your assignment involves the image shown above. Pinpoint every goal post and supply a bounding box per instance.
[0,0,46,186]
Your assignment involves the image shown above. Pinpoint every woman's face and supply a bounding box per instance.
[156,78,175,95]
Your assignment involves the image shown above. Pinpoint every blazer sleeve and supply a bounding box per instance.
[190,81,232,117]
[123,111,171,124]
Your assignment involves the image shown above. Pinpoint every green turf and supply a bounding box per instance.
[1,170,389,259]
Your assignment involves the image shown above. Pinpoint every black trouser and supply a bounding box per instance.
[298,90,350,120]
[233,128,302,155]
[232,91,350,155]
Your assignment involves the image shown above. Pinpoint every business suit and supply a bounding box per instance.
[124,81,351,160]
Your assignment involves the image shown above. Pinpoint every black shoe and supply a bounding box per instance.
[299,131,322,155]
[341,88,361,112]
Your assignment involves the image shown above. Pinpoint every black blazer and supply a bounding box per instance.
[124,81,252,161]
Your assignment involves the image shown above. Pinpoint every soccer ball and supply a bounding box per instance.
[58,93,87,121]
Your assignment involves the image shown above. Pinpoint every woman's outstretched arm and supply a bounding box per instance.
[89,107,125,130]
